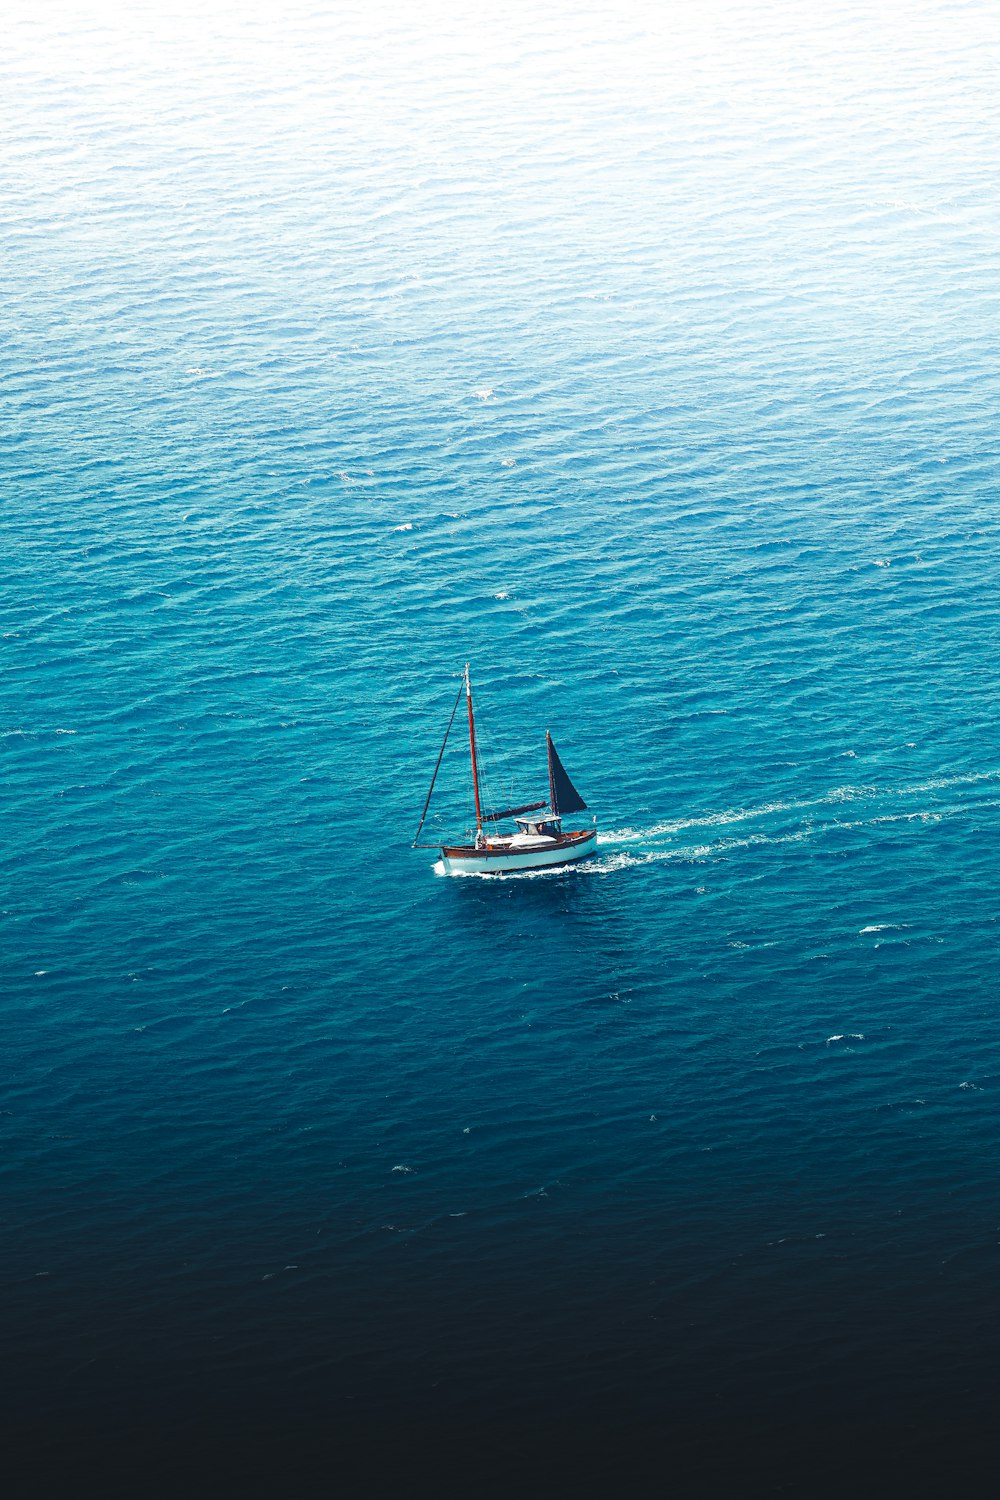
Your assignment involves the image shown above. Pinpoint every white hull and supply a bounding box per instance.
[440,829,597,876]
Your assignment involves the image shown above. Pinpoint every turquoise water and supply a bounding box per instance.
[6,0,1000,1481]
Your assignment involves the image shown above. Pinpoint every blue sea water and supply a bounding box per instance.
[6,0,1000,1483]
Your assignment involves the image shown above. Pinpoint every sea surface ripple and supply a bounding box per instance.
[5,0,1000,1443]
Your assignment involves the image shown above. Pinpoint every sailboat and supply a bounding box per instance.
[413,665,598,875]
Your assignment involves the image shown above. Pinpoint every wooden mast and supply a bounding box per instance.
[465,663,483,836]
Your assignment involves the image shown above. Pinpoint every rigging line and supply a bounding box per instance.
[471,691,511,814]
[474,714,498,820]
[412,678,465,848]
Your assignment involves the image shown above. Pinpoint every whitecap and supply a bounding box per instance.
[500,457,517,468]
[391,1164,414,1174]
[493,590,510,600]
[472,386,494,400]
[393,522,413,532]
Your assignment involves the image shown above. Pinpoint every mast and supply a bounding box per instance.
[465,663,483,836]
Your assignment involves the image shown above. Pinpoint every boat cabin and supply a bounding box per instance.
[515,814,562,838]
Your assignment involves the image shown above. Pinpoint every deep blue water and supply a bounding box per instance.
[6,0,1000,1485]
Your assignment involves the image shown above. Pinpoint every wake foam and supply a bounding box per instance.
[596,768,1000,868]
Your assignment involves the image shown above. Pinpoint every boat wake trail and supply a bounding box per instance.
[594,769,1000,869]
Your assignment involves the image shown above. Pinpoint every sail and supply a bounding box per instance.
[546,733,587,815]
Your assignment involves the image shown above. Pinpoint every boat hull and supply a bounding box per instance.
[439,828,597,876]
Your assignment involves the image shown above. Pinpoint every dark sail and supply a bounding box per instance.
[546,732,587,815]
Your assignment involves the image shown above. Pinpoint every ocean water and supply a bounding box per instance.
[6,0,1000,1485]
